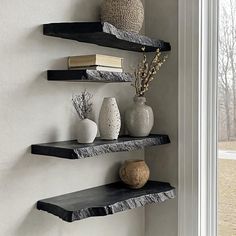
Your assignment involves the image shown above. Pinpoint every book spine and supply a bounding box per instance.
[67,57,71,69]
[68,56,123,69]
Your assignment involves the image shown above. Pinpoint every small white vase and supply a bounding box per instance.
[125,96,154,137]
[76,118,97,144]
[99,97,121,140]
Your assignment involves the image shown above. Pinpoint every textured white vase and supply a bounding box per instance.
[99,97,121,140]
[76,118,97,144]
[125,96,154,137]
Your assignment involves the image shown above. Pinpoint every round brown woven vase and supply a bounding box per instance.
[101,0,144,33]
[119,160,150,189]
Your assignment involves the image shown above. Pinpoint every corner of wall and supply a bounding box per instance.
[144,0,178,235]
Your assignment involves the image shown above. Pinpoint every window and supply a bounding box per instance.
[218,0,236,235]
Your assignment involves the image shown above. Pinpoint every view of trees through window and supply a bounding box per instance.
[218,0,236,235]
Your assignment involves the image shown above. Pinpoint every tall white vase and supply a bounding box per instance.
[99,97,121,140]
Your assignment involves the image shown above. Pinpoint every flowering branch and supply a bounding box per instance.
[132,47,167,97]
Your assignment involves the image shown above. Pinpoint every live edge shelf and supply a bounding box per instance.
[43,22,171,52]
[47,70,133,82]
[37,181,175,222]
[31,134,170,159]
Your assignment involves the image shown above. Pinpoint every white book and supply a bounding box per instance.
[70,66,123,73]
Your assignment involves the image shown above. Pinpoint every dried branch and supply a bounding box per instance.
[132,47,167,97]
[72,90,93,120]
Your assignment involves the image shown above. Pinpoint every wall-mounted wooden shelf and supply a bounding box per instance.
[47,70,133,82]
[37,181,175,222]
[31,134,170,159]
[43,22,171,52]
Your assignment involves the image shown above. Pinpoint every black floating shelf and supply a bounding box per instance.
[31,134,170,159]
[37,181,175,222]
[43,22,171,52]
[47,70,133,82]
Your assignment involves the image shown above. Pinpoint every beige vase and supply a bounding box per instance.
[119,160,150,189]
[101,0,144,33]
[125,96,154,137]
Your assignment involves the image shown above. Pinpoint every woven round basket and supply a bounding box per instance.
[101,0,144,33]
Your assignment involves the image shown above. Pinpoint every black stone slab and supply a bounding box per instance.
[31,134,170,159]
[47,70,133,82]
[37,181,175,222]
[43,22,171,52]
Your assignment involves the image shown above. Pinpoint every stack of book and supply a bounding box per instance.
[67,54,123,73]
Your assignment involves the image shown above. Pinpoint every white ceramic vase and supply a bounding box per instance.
[99,97,121,140]
[125,96,154,137]
[76,118,97,144]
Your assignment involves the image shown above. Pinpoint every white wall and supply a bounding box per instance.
[0,1,145,235]
[144,0,178,236]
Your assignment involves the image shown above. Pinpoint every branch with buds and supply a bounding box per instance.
[72,90,93,120]
[132,47,168,97]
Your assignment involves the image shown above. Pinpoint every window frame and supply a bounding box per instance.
[178,0,218,235]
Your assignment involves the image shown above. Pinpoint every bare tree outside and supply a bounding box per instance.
[218,0,236,141]
[218,0,236,235]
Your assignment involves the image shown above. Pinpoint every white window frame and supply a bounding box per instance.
[178,0,218,235]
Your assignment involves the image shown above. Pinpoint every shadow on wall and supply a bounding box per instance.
[70,0,102,22]
[16,206,61,236]
[0,148,61,235]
